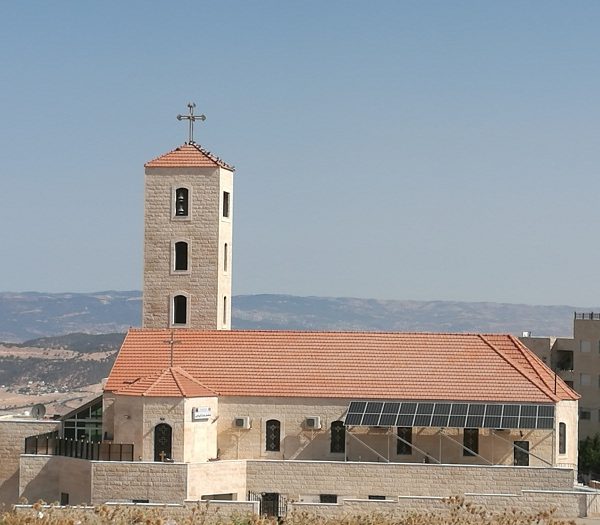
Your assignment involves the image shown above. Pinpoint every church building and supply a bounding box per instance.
[14,107,589,518]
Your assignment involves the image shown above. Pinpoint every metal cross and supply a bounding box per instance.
[177,102,206,144]
[163,330,182,367]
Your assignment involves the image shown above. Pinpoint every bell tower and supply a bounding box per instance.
[142,104,234,329]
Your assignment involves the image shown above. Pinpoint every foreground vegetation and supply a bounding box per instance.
[0,498,576,525]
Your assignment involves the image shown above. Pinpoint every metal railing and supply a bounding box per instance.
[575,312,600,320]
[24,433,134,461]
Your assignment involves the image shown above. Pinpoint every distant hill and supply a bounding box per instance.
[0,291,595,342]
[0,291,140,342]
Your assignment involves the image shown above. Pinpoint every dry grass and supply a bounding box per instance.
[0,497,577,525]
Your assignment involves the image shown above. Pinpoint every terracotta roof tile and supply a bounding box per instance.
[105,330,579,403]
[145,143,234,170]
[115,366,218,397]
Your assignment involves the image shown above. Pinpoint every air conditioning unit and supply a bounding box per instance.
[305,416,322,430]
[233,416,251,429]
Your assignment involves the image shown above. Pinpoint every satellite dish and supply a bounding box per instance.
[31,404,46,419]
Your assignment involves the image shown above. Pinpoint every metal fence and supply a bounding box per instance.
[24,433,134,461]
[575,312,600,320]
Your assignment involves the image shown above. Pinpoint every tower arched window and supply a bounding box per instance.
[266,419,281,451]
[174,242,188,271]
[330,421,345,453]
[175,188,189,217]
[223,296,227,326]
[173,295,187,325]
[224,243,228,272]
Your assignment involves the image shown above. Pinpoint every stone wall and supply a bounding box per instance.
[289,491,588,520]
[90,461,187,504]
[14,500,258,524]
[245,460,575,500]
[19,455,91,505]
[0,419,59,504]
[187,460,247,501]
[143,166,232,330]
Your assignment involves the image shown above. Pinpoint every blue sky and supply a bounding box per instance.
[1,1,599,306]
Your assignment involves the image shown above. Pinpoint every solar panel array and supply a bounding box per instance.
[344,401,554,429]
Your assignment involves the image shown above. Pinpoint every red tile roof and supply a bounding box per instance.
[114,366,218,397]
[105,330,579,403]
[145,143,234,171]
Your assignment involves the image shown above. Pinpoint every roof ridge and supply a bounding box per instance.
[507,335,579,401]
[172,367,220,396]
[169,368,186,396]
[144,368,173,396]
[189,142,235,171]
[477,335,559,403]
[126,328,521,336]
[144,143,235,171]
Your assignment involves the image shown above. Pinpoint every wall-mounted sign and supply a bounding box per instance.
[192,407,211,421]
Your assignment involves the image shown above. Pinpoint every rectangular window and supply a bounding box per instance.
[224,243,228,272]
[368,495,386,500]
[463,428,479,456]
[60,493,69,506]
[565,380,574,388]
[558,422,566,454]
[223,191,230,218]
[396,427,412,455]
[581,340,591,353]
[223,296,227,326]
[580,410,591,420]
[581,373,591,386]
[319,494,337,503]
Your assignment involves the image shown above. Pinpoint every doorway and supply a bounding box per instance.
[154,423,172,461]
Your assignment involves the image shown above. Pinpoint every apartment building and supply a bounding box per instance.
[521,313,600,439]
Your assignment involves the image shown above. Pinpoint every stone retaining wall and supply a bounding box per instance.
[246,460,575,500]
[0,420,59,504]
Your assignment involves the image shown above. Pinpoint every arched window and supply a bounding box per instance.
[266,419,281,451]
[223,296,227,326]
[175,188,189,217]
[174,242,188,271]
[154,423,172,461]
[173,295,187,325]
[559,422,566,454]
[224,243,228,272]
[330,421,345,453]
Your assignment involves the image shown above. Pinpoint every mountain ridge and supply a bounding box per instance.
[0,291,595,342]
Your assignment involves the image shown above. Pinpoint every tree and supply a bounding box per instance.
[579,433,600,478]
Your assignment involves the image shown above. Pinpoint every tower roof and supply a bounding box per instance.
[106,330,579,403]
[145,143,235,171]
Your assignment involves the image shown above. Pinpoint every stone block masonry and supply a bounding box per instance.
[0,420,59,504]
[91,461,187,504]
[245,460,575,500]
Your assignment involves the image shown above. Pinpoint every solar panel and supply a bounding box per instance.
[396,414,415,426]
[344,401,555,429]
[383,402,400,414]
[431,415,450,427]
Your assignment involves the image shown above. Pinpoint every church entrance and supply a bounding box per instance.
[154,423,172,461]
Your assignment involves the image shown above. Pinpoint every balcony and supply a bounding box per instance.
[554,350,574,372]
